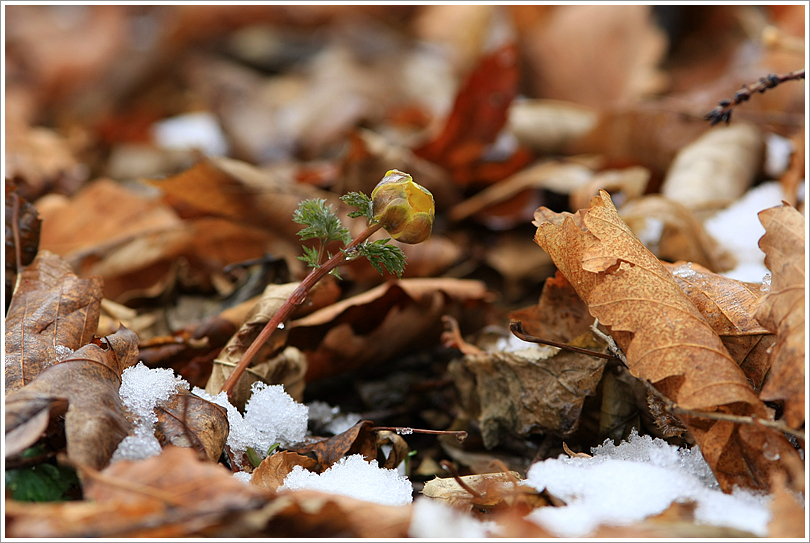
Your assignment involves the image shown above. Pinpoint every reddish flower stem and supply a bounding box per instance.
[220,223,384,398]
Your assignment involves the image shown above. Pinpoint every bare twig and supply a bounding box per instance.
[510,320,618,360]
[704,69,805,125]
[372,426,468,443]
[440,460,483,500]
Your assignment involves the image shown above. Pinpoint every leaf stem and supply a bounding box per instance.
[219,222,384,398]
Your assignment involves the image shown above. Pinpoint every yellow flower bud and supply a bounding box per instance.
[371,170,435,244]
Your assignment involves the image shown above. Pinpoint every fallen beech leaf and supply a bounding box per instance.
[5,251,102,393]
[204,282,306,409]
[147,153,331,239]
[661,124,764,211]
[154,390,229,463]
[767,472,806,538]
[5,179,42,305]
[5,326,139,470]
[289,278,489,382]
[251,451,318,492]
[754,204,805,428]
[290,420,377,472]
[621,195,735,272]
[450,333,606,448]
[664,261,774,390]
[533,190,800,492]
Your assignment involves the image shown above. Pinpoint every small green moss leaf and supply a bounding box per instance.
[5,462,80,502]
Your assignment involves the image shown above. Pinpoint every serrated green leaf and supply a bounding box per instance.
[293,199,351,244]
[357,239,407,278]
[297,245,321,269]
[341,192,374,222]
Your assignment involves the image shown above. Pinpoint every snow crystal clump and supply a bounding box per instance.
[760,273,772,293]
[54,344,74,362]
[670,261,696,279]
[233,471,253,485]
[193,382,308,465]
[281,454,413,507]
[112,362,188,462]
[524,430,771,537]
[307,400,361,435]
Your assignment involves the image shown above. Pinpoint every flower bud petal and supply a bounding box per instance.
[371,170,435,244]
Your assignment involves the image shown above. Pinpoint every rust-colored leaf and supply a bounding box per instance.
[5,250,103,394]
[533,190,800,492]
[5,326,139,470]
[290,420,377,471]
[154,390,229,463]
[413,44,531,187]
[251,451,317,492]
[754,203,805,428]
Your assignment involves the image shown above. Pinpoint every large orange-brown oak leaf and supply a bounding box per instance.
[754,203,805,428]
[533,190,800,492]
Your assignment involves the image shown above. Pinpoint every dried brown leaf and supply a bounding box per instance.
[250,451,317,492]
[289,278,489,382]
[450,334,606,448]
[5,326,139,470]
[5,250,102,394]
[533,190,800,492]
[154,390,229,463]
[755,203,805,428]
[290,420,377,472]
[5,179,42,304]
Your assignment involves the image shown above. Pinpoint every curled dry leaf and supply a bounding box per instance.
[288,278,490,382]
[290,420,377,472]
[205,282,306,410]
[754,204,805,428]
[663,261,775,391]
[5,325,139,470]
[621,195,735,272]
[450,332,607,448]
[154,389,229,463]
[250,451,318,492]
[421,471,535,512]
[661,124,764,211]
[5,250,102,394]
[533,190,800,492]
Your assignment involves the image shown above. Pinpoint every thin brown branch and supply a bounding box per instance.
[372,427,468,443]
[510,320,618,360]
[704,69,805,125]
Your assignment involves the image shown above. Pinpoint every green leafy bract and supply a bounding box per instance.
[341,191,374,222]
[293,199,351,245]
[356,239,407,278]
